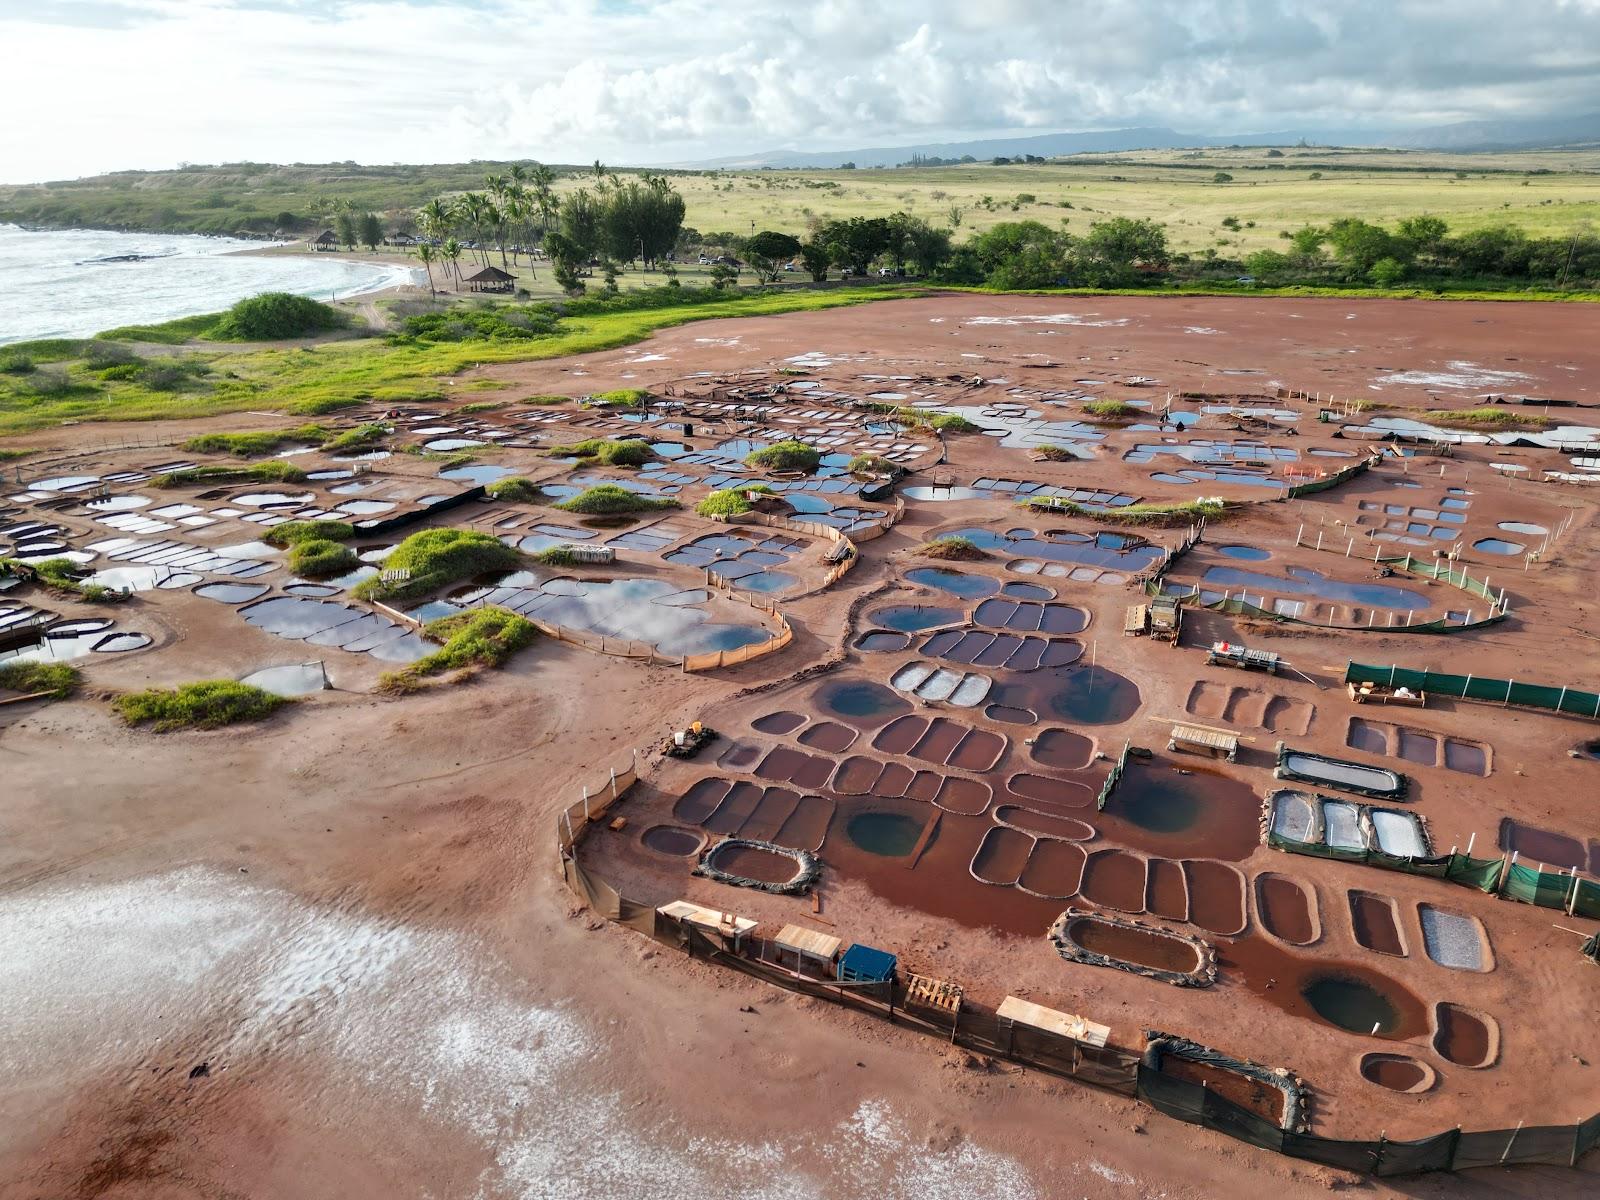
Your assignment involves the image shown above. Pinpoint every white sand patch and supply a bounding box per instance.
[1184,326,1220,335]
[0,869,1039,1199]
[627,353,669,363]
[1376,361,1532,389]
[966,314,1130,328]
[693,336,741,346]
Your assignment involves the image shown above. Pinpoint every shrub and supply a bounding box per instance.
[82,340,139,370]
[696,485,773,518]
[1420,406,1548,430]
[896,408,977,433]
[847,454,894,476]
[917,536,989,560]
[288,539,358,578]
[320,422,390,452]
[352,528,519,604]
[399,304,558,342]
[154,461,306,487]
[532,546,581,566]
[184,424,329,457]
[137,361,205,391]
[264,519,354,547]
[8,556,129,604]
[1082,399,1138,420]
[0,661,81,700]
[523,394,570,406]
[1023,496,1226,526]
[1036,445,1078,461]
[745,440,821,472]
[457,401,505,414]
[0,446,36,462]
[212,292,344,340]
[378,606,537,691]
[545,438,655,467]
[554,484,678,515]
[114,680,289,732]
[96,363,142,382]
[0,351,35,374]
[485,476,543,502]
[586,387,650,407]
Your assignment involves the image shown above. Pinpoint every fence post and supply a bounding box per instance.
[583,786,592,822]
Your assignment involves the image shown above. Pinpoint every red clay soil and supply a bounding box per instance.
[3,291,1600,1198]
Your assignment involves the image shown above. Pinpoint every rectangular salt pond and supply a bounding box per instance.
[1419,905,1486,970]
[1321,800,1365,850]
[1369,809,1429,859]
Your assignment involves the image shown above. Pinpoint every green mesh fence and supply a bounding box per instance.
[1096,740,1131,811]
[1345,662,1600,718]
[1284,454,1378,499]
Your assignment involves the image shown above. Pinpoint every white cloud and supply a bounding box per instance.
[1,0,1597,181]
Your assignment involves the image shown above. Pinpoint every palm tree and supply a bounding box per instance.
[419,197,453,245]
[415,243,438,298]
[442,238,463,286]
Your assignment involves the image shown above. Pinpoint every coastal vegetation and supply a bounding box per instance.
[0,661,82,700]
[695,486,773,518]
[352,528,519,605]
[484,476,543,502]
[745,441,821,472]
[287,539,359,578]
[546,437,656,466]
[378,606,538,693]
[916,536,989,560]
[263,519,355,547]
[113,680,289,731]
[553,484,677,515]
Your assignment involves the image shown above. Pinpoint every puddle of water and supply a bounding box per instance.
[846,811,925,857]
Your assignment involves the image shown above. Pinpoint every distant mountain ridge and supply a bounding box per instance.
[672,113,1600,169]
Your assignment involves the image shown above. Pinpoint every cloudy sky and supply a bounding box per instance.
[4,0,1599,182]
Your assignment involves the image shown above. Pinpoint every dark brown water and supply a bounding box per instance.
[1360,1053,1430,1092]
[1183,859,1248,935]
[1255,873,1317,945]
[1067,916,1202,974]
[1348,890,1407,956]
[1080,849,1148,912]
[708,843,804,885]
[1434,1002,1495,1067]
[642,825,704,857]
[752,709,806,735]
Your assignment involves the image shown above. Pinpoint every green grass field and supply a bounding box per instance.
[4,146,1597,259]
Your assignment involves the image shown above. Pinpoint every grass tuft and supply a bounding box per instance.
[263,519,355,547]
[545,437,655,467]
[1082,399,1139,420]
[1420,406,1549,431]
[1023,495,1227,526]
[916,536,990,561]
[155,461,306,488]
[183,423,330,457]
[485,476,543,502]
[695,485,772,518]
[352,528,520,605]
[288,539,358,578]
[745,440,821,472]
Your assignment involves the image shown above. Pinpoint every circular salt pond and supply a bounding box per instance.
[815,680,909,725]
[1301,973,1403,1036]
[424,438,486,452]
[239,662,328,697]
[1498,521,1547,536]
[854,630,911,653]
[1472,537,1524,555]
[844,811,924,858]
[1216,544,1271,561]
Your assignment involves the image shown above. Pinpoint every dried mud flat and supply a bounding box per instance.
[3,292,1600,1199]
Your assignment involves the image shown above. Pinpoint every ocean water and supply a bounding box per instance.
[0,224,419,343]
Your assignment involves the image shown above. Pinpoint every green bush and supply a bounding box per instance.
[897,408,978,433]
[288,539,358,578]
[554,484,678,515]
[1036,445,1078,461]
[545,438,655,467]
[695,485,773,518]
[847,453,894,475]
[212,292,344,341]
[352,528,520,604]
[523,394,570,406]
[745,440,821,472]
[532,546,581,566]
[1023,496,1226,526]
[587,387,650,407]
[7,556,129,604]
[114,680,289,732]
[1082,399,1138,419]
[377,605,537,692]
[0,446,36,462]
[263,519,354,547]
[485,476,543,502]
[0,661,81,700]
[96,363,142,382]
[320,422,389,452]
[0,351,35,374]
[184,423,329,457]
[1421,406,1548,430]
[398,304,558,343]
[154,461,307,487]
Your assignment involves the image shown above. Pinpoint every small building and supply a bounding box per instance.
[464,265,515,293]
[310,229,339,251]
[1169,722,1239,762]
[996,995,1111,1049]
[656,900,756,953]
[771,923,840,975]
[836,943,897,999]
[387,233,415,247]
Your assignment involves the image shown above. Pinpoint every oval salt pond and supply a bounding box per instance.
[904,567,1000,598]
[1433,1003,1497,1068]
[703,842,804,886]
[845,811,925,857]
[1001,581,1055,600]
[93,632,151,653]
[44,618,113,637]
[815,680,909,725]
[1360,1053,1434,1093]
[1498,521,1547,536]
[1216,544,1271,561]
[1301,973,1404,1036]
[854,630,911,653]
[232,492,314,508]
[82,566,168,592]
[901,485,988,502]
[195,582,271,604]
[1472,537,1523,555]
[439,464,516,484]
[239,662,328,697]
[642,825,706,857]
[867,603,964,632]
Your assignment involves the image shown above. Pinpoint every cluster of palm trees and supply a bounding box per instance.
[413,163,560,297]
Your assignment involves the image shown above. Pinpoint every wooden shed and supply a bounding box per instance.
[771,923,840,975]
